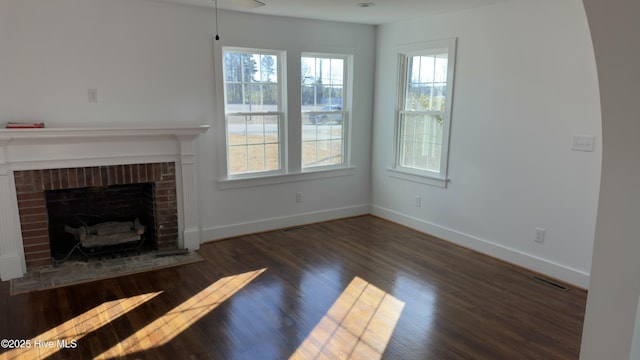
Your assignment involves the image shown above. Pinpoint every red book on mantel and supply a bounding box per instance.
[5,122,45,128]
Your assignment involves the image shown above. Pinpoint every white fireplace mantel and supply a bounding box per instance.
[0,125,209,280]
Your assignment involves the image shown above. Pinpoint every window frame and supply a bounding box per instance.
[222,46,286,179]
[215,44,357,189]
[391,38,457,188]
[300,53,351,171]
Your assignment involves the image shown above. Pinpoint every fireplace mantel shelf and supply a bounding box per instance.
[0,125,209,141]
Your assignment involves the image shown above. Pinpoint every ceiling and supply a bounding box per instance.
[151,0,507,25]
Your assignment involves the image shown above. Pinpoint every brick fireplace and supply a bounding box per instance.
[14,163,178,269]
[0,125,209,280]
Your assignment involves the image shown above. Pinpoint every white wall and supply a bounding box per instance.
[371,0,601,288]
[1,0,602,290]
[579,0,640,358]
[0,0,375,241]
[1,0,214,127]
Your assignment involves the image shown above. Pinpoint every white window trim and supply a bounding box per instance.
[218,166,356,190]
[389,38,457,188]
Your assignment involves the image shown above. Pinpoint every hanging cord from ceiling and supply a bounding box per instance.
[214,0,220,40]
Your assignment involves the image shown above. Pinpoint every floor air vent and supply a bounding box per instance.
[281,226,306,232]
[531,276,570,291]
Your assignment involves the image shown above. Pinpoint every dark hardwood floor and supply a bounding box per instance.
[0,215,587,359]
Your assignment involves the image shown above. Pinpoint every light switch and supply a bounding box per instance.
[571,135,595,152]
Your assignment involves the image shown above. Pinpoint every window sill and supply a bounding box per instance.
[218,166,356,190]
[386,168,449,188]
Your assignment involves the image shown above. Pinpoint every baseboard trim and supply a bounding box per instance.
[370,205,590,289]
[202,204,371,242]
[201,203,589,288]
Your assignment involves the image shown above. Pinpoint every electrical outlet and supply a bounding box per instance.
[534,227,545,243]
[88,88,98,103]
[296,192,302,203]
[415,195,421,208]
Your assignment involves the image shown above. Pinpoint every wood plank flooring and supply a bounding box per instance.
[0,215,587,359]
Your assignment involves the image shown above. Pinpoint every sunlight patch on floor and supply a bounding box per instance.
[3,291,162,360]
[94,268,267,359]
[290,276,405,360]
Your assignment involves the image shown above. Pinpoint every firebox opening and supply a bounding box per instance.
[45,183,156,262]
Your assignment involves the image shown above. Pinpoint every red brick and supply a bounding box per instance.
[23,171,34,187]
[14,183,33,194]
[115,165,123,184]
[155,210,177,218]
[13,171,24,181]
[131,165,140,183]
[161,172,175,181]
[155,194,177,203]
[26,257,52,269]
[99,167,108,186]
[33,170,44,191]
[157,235,178,243]
[59,168,69,189]
[17,192,42,202]
[83,167,92,187]
[22,228,49,238]
[116,165,122,184]
[67,168,78,188]
[155,181,175,190]
[156,201,177,210]
[23,243,51,253]
[156,243,177,251]
[158,222,178,230]
[20,213,47,224]
[147,163,155,181]
[107,165,115,185]
[40,170,50,190]
[123,165,132,184]
[22,235,49,247]
[90,167,100,187]
[17,206,46,216]
[154,188,177,197]
[75,168,85,188]
[19,220,47,231]
[18,198,46,209]
[155,163,164,181]
[135,164,144,182]
[50,169,61,190]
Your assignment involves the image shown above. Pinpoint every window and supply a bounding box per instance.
[301,54,349,169]
[223,48,284,176]
[219,47,353,185]
[394,39,456,186]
